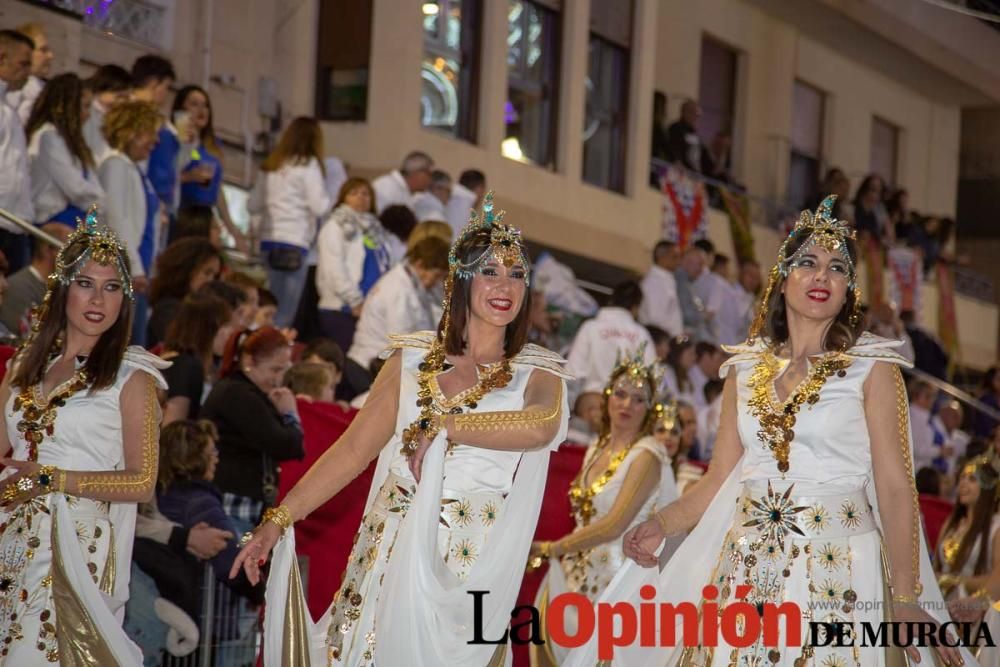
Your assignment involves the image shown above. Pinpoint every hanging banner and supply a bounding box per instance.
[654,163,708,250]
[887,246,922,314]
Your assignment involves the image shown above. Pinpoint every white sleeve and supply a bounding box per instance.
[909,409,937,471]
[665,284,684,338]
[98,157,146,276]
[40,131,106,210]
[247,175,266,216]
[318,217,363,307]
[565,322,593,393]
[304,161,333,218]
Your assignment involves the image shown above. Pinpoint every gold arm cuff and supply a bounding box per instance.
[262,505,294,533]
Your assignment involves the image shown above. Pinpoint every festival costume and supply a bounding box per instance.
[261,194,572,666]
[0,210,168,664]
[565,197,976,666]
[532,350,679,666]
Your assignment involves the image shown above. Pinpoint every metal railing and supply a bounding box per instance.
[33,0,171,49]
[905,365,1000,427]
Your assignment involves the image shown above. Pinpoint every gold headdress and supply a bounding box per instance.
[601,344,674,435]
[436,191,530,351]
[27,207,133,339]
[748,195,860,342]
[961,452,1000,494]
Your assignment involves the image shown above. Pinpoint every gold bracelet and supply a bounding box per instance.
[972,588,994,603]
[892,593,918,605]
[261,505,294,533]
[37,466,64,493]
[540,541,552,559]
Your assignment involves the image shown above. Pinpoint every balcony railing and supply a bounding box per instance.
[32,0,171,50]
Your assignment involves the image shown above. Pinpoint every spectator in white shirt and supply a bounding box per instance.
[248,117,333,328]
[663,336,697,407]
[411,169,451,223]
[82,64,132,163]
[316,177,391,352]
[687,341,724,409]
[348,235,448,387]
[909,378,948,473]
[566,280,656,398]
[98,100,162,345]
[8,23,53,126]
[638,240,683,338]
[372,150,433,214]
[445,169,485,238]
[718,258,760,345]
[26,73,107,228]
[938,400,971,474]
[675,245,714,342]
[0,30,35,272]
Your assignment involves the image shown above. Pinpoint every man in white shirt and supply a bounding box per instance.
[675,245,714,342]
[638,240,683,338]
[0,30,35,272]
[566,280,657,398]
[687,342,724,409]
[347,235,449,383]
[909,379,949,473]
[7,23,53,126]
[82,64,132,163]
[718,258,761,346]
[446,169,485,237]
[411,169,451,222]
[937,400,971,474]
[372,151,434,214]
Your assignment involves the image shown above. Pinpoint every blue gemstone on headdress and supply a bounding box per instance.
[85,209,98,232]
[817,195,836,222]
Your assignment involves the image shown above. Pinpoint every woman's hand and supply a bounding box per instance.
[622,518,663,568]
[893,602,964,665]
[0,458,45,509]
[268,387,298,416]
[229,521,282,586]
[187,521,234,559]
[407,432,434,483]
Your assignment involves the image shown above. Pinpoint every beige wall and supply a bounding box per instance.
[651,0,961,216]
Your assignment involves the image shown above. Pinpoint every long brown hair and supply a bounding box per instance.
[149,238,221,305]
[171,85,221,159]
[157,420,219,491]
[759,232,863,352]
[11,237,134,391]
[597,367,659,441]
[941,463,1000,576]
[261,117,325,175]
[26,73,95,169]
[163,293,232,369]
[437,227,532,358]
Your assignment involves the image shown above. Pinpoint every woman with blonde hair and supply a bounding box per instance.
[249,117,332,328]
[98,99,162,345]
[316,177,390,351]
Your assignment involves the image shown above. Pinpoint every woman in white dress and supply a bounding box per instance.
[529,347,678,666]
[232,193,571,666]
[566,196,967,666]
[936,453,1000,662]
[0,211,167,664]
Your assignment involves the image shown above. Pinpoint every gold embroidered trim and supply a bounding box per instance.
[14,369,90,461]
[892,364,923,597]
[568,433,640,526]
[451,380,563,432]
[746,350,852,475]
[77,374,158,494]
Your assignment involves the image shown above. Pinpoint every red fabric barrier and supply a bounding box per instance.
[919,494,954,555]
[511,443,588,666]
[0,345,16,382]
[278,399,374,620]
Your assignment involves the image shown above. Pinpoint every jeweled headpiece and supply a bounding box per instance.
[53,207,134,299]
[437,191,530,350]
[653,396,680,434]
[748,195,860,341]
[961,452,1000,492]
[603,344,665,399]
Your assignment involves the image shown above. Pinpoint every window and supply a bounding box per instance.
[315,0,373,121]
[504,1,561,168]
[698,36,738,145]
[788,80,825,208]
[870,116,899,186]
[421,0,482,141]
[582,0,632,192]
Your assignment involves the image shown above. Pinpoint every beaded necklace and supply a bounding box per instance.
[400,341,513,457]
[746,349,852,475]
[569,435,641,526]
[13,368,90,462]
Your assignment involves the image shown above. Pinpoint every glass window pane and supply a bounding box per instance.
[583,36,629,192]
[698,37,738,145]
[791,81,824,157]
[421,0,481,142]
[870,117,898,186]
[505,1,560,168]
[316,0,373,121]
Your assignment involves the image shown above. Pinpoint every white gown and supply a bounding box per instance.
[565,333,977,666]
[938,517,1000,665]
[0,347,167,666]
[533,436,677,665]
[263,331,571,666]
